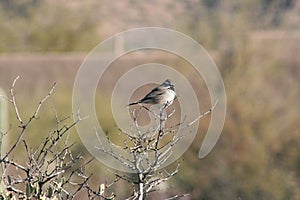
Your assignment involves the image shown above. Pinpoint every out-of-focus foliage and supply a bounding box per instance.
[0,1,100,52]
[0,0,300,199]
[0,0,298,53]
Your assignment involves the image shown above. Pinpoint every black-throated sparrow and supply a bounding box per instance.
[128,79,176,106]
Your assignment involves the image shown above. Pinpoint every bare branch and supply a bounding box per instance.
[10,76,23,125]
[164,194,190,200]
[186,99,219,127]
[30,82,56,121]
[0,81,56,163]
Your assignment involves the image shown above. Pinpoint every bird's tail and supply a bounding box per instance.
[127,102,139,106]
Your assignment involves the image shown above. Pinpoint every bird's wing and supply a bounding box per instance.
[143,86,165,98]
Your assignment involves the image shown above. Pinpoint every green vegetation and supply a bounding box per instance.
[0,1,100,52]
[0,0,299,199]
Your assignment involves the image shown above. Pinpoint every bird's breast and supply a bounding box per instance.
[163,90,176,102]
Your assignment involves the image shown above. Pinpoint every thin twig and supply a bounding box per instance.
[0,81,56,162]
[164,194,190,200]
[10,76,23,125]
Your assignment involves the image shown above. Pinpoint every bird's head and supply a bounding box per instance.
[161,79,175,91]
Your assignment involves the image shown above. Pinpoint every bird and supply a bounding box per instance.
[127,79,176,107]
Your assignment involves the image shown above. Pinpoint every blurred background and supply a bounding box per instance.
[0,0,299,199]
